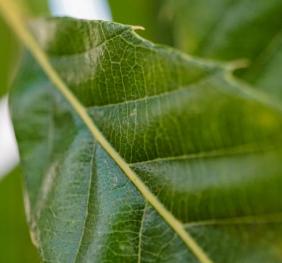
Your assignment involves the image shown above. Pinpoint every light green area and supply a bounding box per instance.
[25,0,49,16]
[10,18,282,262]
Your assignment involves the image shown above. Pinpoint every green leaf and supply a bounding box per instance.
[109,0,282,100]
[0,0,49,98]
[0,168,40,263]
[10,17,282,262]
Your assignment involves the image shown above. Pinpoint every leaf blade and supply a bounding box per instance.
[0,2,213,263]
[3,3,282,263]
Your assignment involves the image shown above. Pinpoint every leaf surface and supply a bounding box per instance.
[8,17,282,263]
[109,0,282,100]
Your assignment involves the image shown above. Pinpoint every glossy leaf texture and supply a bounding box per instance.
[110,0,282,100]
[0,168,40,263]
[11,18,282,263]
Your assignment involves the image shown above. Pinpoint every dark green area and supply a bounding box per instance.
[0,168,40,263]
[109,0,282,100]
[109,0,174,45]
[10,18,282,262]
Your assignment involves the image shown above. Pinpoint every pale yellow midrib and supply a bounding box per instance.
[0,2,213,263]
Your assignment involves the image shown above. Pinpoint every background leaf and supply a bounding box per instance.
[10,18,282,262]
[0,168,40,263]
[0,0,49,98]
[164,0,282,100]
[0,17,18,97]
[108,0,174,45]
[23,0,49,16]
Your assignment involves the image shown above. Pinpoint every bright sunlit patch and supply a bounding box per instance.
[49,0,112,20]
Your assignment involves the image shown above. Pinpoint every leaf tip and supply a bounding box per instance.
[131,25,145,31]
[227,59,250,71]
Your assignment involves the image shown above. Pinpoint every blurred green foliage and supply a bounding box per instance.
[0,168,40,263]
[0,18,18,97]
[25,0,49,15]
[108,0,174,46]
[0,0,49,98]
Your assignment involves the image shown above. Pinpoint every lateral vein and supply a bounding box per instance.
[185,212,282,228]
